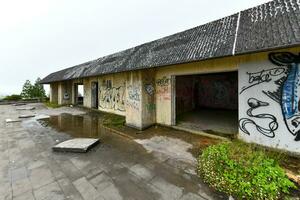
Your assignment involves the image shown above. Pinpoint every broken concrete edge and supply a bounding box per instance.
[52,139,100,153]
[99,124,134,140]
[169,125,231,141]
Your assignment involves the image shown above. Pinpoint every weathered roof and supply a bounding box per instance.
[40,0,300,84]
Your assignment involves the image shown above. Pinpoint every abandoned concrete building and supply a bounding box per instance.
[41,0,300,154]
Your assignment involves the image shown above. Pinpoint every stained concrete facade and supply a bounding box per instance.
[49,46,300,154]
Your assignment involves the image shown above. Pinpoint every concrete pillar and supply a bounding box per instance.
[125,70,156,130]
[58,81,73,105]
[50,83,58,103]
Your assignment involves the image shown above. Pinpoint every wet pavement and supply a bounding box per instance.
[0,103,226,200]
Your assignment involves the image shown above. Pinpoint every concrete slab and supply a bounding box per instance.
[18,115,35,119]
[16,107,35,110]
[52,138,100,153]
[12,103,26,106]
[34,114,50,120]
[5,119,21,123]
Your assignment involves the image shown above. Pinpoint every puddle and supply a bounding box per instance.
[38,113,102,138]
[38,111,221,161]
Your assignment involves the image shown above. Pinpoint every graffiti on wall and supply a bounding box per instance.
[127,85,140,101]
[240,68,286,94]
[239,52,300,141]
[156,76,171,101]
[239,98,278,138]
[146,103,156,112]
[99,85,125,112]
[144,83,155,96]
[126,85,141,111]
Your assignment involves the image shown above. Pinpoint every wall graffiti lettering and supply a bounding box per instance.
[126,101,139,111]
[156,76,171,101]
[127,85,140,101]
[144,83,155,96]
[240,67,286,94]
[99,86,125,112]
[156,76,170,87]
[239,98,278,138]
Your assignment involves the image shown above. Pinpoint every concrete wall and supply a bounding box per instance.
[98,73,126,116]
[238,47,300,154]
[155,56,238,125]
[58,81,72,105]
[50,83,58,103]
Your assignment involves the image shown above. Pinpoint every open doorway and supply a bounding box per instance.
[74,83,84,105]
[175,71,238,137]
[91,82,99,109]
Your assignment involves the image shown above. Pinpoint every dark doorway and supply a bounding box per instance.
[91,82,99,109]
[74,83,84,105]
[175,71,238,137]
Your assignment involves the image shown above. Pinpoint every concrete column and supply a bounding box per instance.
[50,83,58,103]
[58,81,73,105]
[125,70,156,130]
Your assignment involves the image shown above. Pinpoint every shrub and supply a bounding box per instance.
[3,94,22,101]
[197,142,296,200]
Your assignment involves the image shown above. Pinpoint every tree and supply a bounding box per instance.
[21,80,33,99]
[32,77,46,99]
[20,78,46,100]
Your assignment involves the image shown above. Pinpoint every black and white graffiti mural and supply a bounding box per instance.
[239,52,300,143]
[239,98,278,138]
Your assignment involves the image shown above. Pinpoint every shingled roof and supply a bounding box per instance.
[40,0,300,84]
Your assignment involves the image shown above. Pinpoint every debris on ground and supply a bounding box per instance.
[16,106,35,110]
[5,118,21,123]
[19,114,35,118]
[12,103,26,106]
[52,138,100,153]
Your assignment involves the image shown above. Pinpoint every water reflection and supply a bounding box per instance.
[39,113,101,138]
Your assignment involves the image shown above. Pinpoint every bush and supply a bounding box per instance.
[197,142,296,200]
[3,94,22,101]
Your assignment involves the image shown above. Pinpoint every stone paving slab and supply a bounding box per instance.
[53,138,100,153]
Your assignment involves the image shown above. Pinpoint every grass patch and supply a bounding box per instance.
[102,114,125,128]
[197,141,296,200]
[44,101,63,108]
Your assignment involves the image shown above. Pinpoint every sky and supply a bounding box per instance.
[0,0,271,96]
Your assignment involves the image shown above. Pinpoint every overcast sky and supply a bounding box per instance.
[0,0,270,95]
